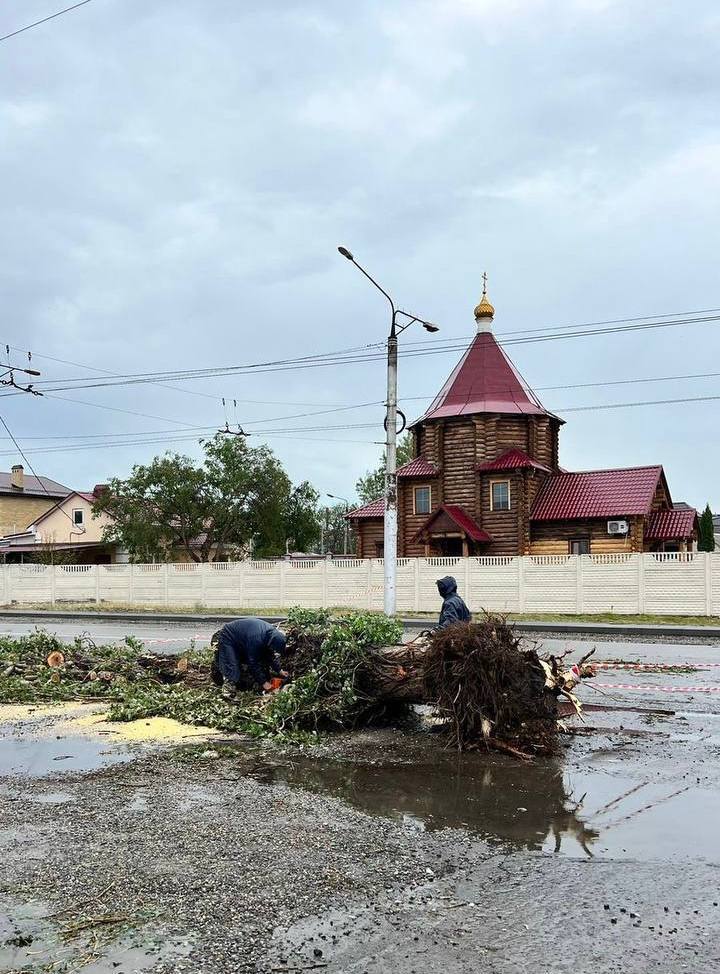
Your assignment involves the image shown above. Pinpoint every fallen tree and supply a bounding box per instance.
[0,611,594,754]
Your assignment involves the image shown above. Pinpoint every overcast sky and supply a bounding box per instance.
[1,0,719,510]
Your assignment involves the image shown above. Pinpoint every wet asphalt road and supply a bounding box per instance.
[3,618,720,972]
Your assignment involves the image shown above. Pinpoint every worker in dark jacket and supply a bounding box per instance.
[210,618,288,697]
[436,575,472,629]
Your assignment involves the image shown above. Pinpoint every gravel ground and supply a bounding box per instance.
[0,745,483,973]
[3,733,720,974]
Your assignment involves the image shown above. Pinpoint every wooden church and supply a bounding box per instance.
[349,283,698,558]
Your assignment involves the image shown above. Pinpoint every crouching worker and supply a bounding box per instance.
[436,575,472,629]
[210,618,289,698]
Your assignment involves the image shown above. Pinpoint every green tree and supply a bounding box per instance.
[698,503,715,552]
[320,502,357,556]
[93,433,320,562]
[355,432,415,504]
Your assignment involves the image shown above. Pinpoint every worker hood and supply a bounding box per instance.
[436,576,458,599]
[267,628,286,654]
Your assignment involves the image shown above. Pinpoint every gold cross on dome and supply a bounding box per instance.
[482,271,488,296]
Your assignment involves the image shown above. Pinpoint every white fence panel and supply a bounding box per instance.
[0,555,718,616]
[581,555,639,614]
[282,561,326,609]
[54,564,97,603]
[98,565,132,603]
[466,557,522,613]
[242,561,283,608]
[643,553,707,615]
[521,557,578,613]
[204,563,243,607]
[130,564,166,604]
[326,560,370,608]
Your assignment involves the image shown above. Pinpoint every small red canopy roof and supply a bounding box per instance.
[347,498,384,519]
[477,449,552,474]
[414,504,492,543]
[397,457,440,478]
[531,466,665,520]
[412,331,559,426]
[645,507,698,541]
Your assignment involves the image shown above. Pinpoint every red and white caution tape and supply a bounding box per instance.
[596,661,720,670]
[595,682,720,693]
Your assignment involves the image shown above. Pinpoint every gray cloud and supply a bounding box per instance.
[0,0,718,508]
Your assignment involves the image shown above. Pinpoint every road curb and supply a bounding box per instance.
[1,609,719,639]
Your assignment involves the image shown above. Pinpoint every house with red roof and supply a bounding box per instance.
[0,486,117,563]
[349,287,698,558]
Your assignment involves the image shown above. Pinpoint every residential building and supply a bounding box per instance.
[0,465,70,537]
[0,486,115,563]
[349,286,698,557]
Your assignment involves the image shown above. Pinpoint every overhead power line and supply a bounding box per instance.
[0,413,79,526]
[0,0,94,44]
[5,390,720,460]
[8,311,718,396]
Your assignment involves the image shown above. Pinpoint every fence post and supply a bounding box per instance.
[637,554,645,614]
[517,556,525,613]
[163,564,170,607]
[705,552,713,616]
[366,559,373,611]
[238,561,246,608]
[464,556,471,609]
[576,555,584,613]
[414,559,421,612]
[95,566,100,605]
[200,563,207,607]
[50,565,56,607]
[279,560,286,608]
[129,564,135,604]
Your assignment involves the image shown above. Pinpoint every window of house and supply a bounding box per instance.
[414,486,431,515]
[490,480,510,512]
[569,537,590,555]
[72,509,84,526]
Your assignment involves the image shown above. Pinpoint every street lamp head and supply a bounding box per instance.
[337,246,354,261]
[423,322,440,333]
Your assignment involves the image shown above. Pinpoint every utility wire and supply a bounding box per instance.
[12,312,719,394]
[0,0,93,44]
[0,413,79,527]
[4,390,720,457]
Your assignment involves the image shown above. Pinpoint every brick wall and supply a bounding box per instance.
[0,496,59,538]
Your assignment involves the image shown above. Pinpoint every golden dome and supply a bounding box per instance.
[474,273,494,320]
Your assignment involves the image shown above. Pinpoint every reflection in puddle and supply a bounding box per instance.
[241,751,720,862]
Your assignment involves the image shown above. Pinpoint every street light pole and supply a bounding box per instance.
[337,246,438,616]
[327,493,350,556]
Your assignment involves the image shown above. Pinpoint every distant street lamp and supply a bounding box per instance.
[337,246,439,615]
[326,493,350,556]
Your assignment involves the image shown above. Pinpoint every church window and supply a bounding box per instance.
[414,486,431,515]
[490,480,510,511]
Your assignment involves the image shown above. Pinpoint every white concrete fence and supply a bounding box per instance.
[1,553,719,615]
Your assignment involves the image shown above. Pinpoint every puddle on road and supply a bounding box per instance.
[241,751,720,862]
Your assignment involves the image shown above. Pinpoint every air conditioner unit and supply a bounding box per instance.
[607,519,629,535]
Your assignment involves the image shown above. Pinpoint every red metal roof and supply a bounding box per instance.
[477,449,552,474]
[412,330,558,426]
[414,504,492,543]
[347,498,384,519]
[531,466,664,520]
[397,457,440,478]
[645,507,697,541]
